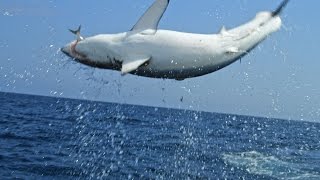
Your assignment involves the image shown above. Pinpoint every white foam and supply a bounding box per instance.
[222,151,320,179]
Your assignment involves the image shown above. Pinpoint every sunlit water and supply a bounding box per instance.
[0,92,320,179]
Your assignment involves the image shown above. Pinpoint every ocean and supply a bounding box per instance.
[0,92,320,179]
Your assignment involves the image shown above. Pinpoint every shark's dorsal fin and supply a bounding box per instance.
[131,0,170,35]
[121,55,151,74]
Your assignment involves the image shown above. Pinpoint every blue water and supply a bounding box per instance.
[0,92,320,179]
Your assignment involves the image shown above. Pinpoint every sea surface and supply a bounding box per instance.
[0,92,320,179]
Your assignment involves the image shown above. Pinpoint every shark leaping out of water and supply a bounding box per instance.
[61,0,289,81]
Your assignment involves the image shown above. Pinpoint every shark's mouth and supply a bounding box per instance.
[65,41,120,69]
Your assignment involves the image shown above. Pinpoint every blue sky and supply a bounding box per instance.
[0,0,319,121]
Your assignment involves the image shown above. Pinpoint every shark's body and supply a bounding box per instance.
[62,0,289,80]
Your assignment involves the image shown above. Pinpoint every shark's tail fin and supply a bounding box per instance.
[272,0,290,17]
[69,25,84,41]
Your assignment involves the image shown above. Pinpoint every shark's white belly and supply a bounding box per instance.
[117,30,243,79]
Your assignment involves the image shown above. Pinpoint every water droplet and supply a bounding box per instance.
[3,11,13,16]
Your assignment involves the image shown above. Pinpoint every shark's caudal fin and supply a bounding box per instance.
[69,25,84,41]
[272,0,290,17]
[131,0,170,34]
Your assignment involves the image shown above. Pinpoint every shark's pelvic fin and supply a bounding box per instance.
[226,47,241,54]
[226,47,248,55]
[131,0,170,34]
[121,55,151,74]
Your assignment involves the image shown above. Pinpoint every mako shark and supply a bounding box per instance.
[61,0,289,80]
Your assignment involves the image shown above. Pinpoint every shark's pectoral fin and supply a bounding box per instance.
[121,55,151,74]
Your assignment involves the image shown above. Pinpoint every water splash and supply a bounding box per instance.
[222,151,320,179]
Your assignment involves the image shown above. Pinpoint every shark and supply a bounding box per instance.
[61,0,289,80]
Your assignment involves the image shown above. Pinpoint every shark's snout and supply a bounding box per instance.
[61,41,88,61]
[61,45,72,57]
[60,47,69,55]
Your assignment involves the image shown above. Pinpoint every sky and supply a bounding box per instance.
[0,0,319,122]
